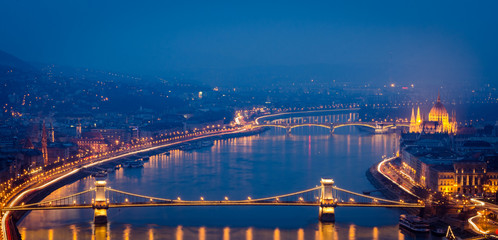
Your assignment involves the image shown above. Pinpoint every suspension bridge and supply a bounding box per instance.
[2,178,423,224]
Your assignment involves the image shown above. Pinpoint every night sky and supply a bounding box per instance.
[1,1,497,86]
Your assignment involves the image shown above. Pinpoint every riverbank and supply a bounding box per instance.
[3,127,268,240]
[367,158,480,239]
[366,160,418,202]
[366,160,422,218]
[366,164,403,201]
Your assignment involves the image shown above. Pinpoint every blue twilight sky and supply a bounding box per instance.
[1,1,497,86]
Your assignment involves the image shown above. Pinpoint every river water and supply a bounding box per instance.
[18,125,438,240]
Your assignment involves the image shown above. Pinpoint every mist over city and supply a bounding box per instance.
[1,1,498,240]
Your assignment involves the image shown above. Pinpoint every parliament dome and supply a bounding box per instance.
[428,93,448,122]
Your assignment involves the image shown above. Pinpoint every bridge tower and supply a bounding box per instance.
[93,175,109,224]
[319,178,336,222]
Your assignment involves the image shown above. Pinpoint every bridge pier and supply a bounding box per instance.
[93,176,109,224]
[319,178,336,222]
[286,126,291,135]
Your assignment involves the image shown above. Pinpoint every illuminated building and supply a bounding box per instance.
[74,132,108,154]
[409,92,457,134]
[436,167,456,193]
[401,145,498,195]
[401,146,459,191]
[453,161,486,195]
[0,138,43,181]
[91,128,131,143]
[47,142,78,163]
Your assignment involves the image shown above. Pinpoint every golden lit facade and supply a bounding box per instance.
[409,107,422,133]
[453,161,486,195]
[437,171,456,193]
[401,147,492,195]
[484,172,498,194]
[405,155,495,195]
[409,93,457,134]
[75,132,108,154]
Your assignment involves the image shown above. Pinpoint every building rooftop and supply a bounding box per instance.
[47,142,76,148]
[431,164,455,172]
[463,140,492,148]
[404,146,461,165]
[81,132,104,140]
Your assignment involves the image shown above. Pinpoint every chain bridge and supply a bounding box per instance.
[2,178,423,224]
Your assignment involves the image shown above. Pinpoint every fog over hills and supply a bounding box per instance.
[0,48,483,92]
[0,50,35,71]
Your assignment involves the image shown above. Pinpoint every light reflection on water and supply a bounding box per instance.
[20,223,415,240]
[18,126,436,239]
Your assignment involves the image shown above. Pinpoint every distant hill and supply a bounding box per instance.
[0,50,35,71]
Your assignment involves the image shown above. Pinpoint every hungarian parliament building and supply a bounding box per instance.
[409,92,458,134]
[400,93,498,196]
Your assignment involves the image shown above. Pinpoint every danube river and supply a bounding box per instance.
[18,126,439,240]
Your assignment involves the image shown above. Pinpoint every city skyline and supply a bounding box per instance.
[1,1,498,88]
[1,1,498,240]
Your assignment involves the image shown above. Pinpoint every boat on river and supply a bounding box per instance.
[93,171,107,178]
[399,214,430,232]
[431,227,445,236]
[122,160,144,168]
[180,141,214,151]
[200,140,214,148]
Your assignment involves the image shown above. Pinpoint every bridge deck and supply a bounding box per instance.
[2,201,423,211]
[255,122,409,130]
